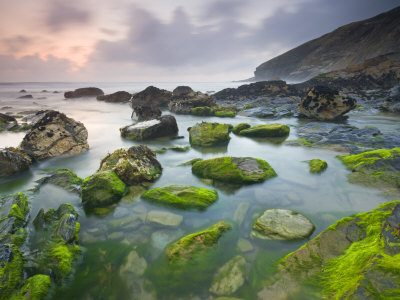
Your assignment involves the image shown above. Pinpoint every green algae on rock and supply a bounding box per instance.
[190,106,236,118]
[0,244,23,300]
[308,159,328,173]
[142,185,218,209]
[258,201,400,299]
[192,157,277,184]
[34,168,83,193]
[178,158,203,166]
[81,171,126,209]
[98,145,162,185]
[166,221,231,264]
[189,122,232,147]
[232,123,251,134]
[237,123,290,137]
[11,274,52,300]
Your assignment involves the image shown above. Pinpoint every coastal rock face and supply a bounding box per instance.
[64,87,104,98]
[19,110,89,161]
[192,157,277,184]
[0,148,32,177]
[98,145,162,185]
[298,86,357,120]
[120,115,178,140]
[258,201,400,299]
[189,122,232,147]
[132,105,162,121]
[97,91,131,103]
[131,86,172,108]
[252,209,314,240]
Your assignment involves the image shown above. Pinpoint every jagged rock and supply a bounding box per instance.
[132,105,162,121]
[172,86,194,97]
[64,87,104,98]
[119,250,148,277]
[98,145,162,185]
[189,122,232,147]
[131,86,172,108]
[96,91,131,103]
[19,110,89,160]
[298,86,357,120]
[169,92,216,114]
[120,115,178,140]
[0,148,32,177]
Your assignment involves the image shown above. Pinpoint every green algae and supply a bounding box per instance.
[238,123,290,137]
[35,169,83,193]
[190,106,236,117]
[0,244,23,300]
[308,159,328,173]
[232,123,251,134]
[189,122,232,147]
[11,275,52,300]
[142,185,218,209]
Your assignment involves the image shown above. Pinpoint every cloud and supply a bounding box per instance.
[2,35,33,52]
[46,0,91,32]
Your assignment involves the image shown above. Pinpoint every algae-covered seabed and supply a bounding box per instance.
[0,83,396,299]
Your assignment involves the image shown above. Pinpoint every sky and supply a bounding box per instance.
[0,0,398,82]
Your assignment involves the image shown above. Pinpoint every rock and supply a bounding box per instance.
[298,86,357,120]
[232,123,250,134]
[258,201,400,299]
[233,203,249,226]
[119,250,148,277]
[0,147,32,177]
[178,158,203,166]
[168,92,216,114]
[0,193,29,243]
[131,86,172,108]
[252,209,314,240]
[132,105,162,121]
[19,89,26,93]
[64,87,104,98]
[237,238,253,253]
[34,168,83,193]
[11,274,52,300]
[166,221,231,264]
[0,244,23,298]
[192,157,277,184]
[141,185,218,209]
[237,123,290,137]
[146,210,183,227]
[98,145,162,185]
[19,110,89,161]
[0,113,16,123]
[172,86,194,97]
[190,106,236,117]
[209,255,246,296]
[189,122,232,147]
[18,94,33,99]
[96,91,131,103]
[151,229,184,251]
[155,145,190,154]
[309,159,328,173]
[81,171,126,209]
[120,115,178,140]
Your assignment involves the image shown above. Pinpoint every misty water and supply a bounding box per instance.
[0,83,394,299]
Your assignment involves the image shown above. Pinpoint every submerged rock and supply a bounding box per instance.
[34,168,83,193]
[119,250,148,277]
[308,159,328,173]
[141,185,218,209]
[189,122,232,147]
[64,87,104,98]
[131,86,172,108]
[166,221,231,264]
[237,123,290,137]
[298,86,357,120]
[97,91,131,103]
[146,210,183,227]
[192,157,277,184]
[0,147,32,177]
[19,110,89,161]
[209,255,247,296]
[81,171,126,209]
[98,145,162,185]
[120,115,178,140]
[252,209,314,240]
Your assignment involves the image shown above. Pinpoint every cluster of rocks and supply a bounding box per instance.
[0,112,30,132]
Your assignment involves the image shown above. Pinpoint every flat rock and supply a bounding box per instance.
[146,210,183,227]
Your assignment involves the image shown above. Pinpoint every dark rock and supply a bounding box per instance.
[96,91,131,103]
[132,105,162,121]
[120,115,178,140]
[19,89,26,93]
[0,147,32,177]
[19,110,89,160]
[131,86,172,108]
[64,87,104,98]
[172,86,194,97]
[168,92,216,114]
[0,113,16,123]
[18,94,33,99]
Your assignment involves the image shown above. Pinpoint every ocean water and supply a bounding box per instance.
[0,82,393,299]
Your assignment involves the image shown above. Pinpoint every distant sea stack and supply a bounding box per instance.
[254,6,400,82]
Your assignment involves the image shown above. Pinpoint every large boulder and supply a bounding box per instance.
[141,185,218,209]
[297,86,357,120]
[189,122,232,147]
[18,110,89,161]
[132,105,162,121]
[252,209,314,240]
[192,157,277,184]
[131,86,172,108]
[96,91,131,103]
[0,148,32,177]
[168,93,216,114]
[64,87,104,98]
[120,115,178,140]
[98,145,162,185]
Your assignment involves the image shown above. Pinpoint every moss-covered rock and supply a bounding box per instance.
[155,146,190,154]
[189,122,232,147]
[0,244,23,300]
[98,145,162,185]
[190,106,236,117]
[81,171,126,209]
[237,123,290,137]
[308,159,328,173]
[11,274,52,300]
[232,123,251,134]
[192,157,277,184]
[258,201,400,299]
[142,185,218,209]
[34,168,83,193]
[166,221,231,264]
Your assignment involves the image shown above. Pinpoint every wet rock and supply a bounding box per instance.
[98,145,162,185]
[252,209,314,240]
[189,122,232,147]
[119,250,147,277]
[172,86,194,97]
[168,91,216,114]
[142,185,218,209]
[0,147,32,177]
[209,255,246,296]
[131,86,172,108]
[237,123,290,138]
[0,244,24,298]
[34,168,83,193]
[19,110,89,161]
[191,106,236,117]
[11,274,51,300]
[96,91,131,103]
[0,113,16,123]
[233,203,249,226]
[237,238,253,253]
[120,115,178,140]
[146,210,183,227]
[0,193,29,243]
[151,229,184,251]
[18,94,33,99]
[192,157,277,185]
[64,87,104,98]
[309,159,328,173]
[132,105,162,121]
[298,86,357,120]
